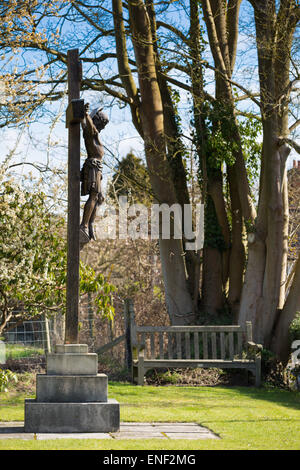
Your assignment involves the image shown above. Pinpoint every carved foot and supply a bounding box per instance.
[89,223,97,241]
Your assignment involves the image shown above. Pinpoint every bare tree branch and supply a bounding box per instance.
[289,119,300,133]
[156,20,190,46]
[278,137,300,155]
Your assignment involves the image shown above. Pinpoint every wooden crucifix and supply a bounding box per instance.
[65,49,84,344]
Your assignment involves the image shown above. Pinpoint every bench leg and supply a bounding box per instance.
[255,356,261,387]
[137,350,145,386]
[132,364,138,384]
[244,368,249,385]
[138,362,144,386]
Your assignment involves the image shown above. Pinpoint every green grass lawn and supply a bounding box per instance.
[5,343,44,360]
[0,380,299,450]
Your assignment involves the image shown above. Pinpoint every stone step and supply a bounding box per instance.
[46,352,98,376]
[36,373,108,403]
[55,344,88,354]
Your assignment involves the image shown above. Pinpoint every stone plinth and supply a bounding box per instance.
[46,353,98,375]
[24,344,120,433]
[36,374,108,402]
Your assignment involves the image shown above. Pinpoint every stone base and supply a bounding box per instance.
[24,399,120,433]
[24,344,120,433]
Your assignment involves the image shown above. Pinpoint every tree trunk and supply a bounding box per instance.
[239,0,298,348]
[127,0,194,325]
[208,174,231,288]
[202,195,225,315]
[146,0,198,301]
[201,0,257,225]
[271,253,300,364]
[200,0,256,321]
[228,165,245,321]
[202,246,224,316]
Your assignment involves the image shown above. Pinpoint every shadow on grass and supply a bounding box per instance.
[109,381,300,412]
[224,385,300,412]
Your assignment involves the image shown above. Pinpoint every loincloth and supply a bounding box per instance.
[80,158,103,196]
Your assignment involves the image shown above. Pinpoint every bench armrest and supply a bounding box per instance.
[247,341,263,357]
[138,348,145,359]
[132,343,145,361]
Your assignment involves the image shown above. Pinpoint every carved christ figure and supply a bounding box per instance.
[79,103,109,245]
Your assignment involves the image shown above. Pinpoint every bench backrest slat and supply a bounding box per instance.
[203,331,208,359]
[176,332,182,359]
[168,332,173,359]
[185,332,191,359]
[159,332,164,359]
[194,332,199,359]
[237,331,243,358]
[211,332,217,359]
[150,333,155,359]
[228,332,234,359]
[220,332,225,359]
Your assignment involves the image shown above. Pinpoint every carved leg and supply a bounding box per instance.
[88,204,98,240]
[80,190,98,243]
[88,195,103,240]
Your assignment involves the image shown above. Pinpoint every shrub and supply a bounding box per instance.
[289,312,300,343]
[0,368,18,392]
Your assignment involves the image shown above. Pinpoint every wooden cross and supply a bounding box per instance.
[65,49,84,344]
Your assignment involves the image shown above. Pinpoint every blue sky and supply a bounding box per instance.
[0,0,299,205]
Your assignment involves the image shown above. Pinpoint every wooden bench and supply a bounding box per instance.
[130,321,262,387]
